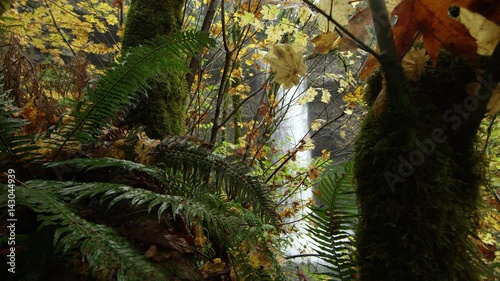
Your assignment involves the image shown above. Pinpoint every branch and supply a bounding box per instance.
[368,0,407,104]
[285,253,320,260]
[464,41,500,137]
[265,112,346,184]
[43,0,76,57]
[186,0,219,90]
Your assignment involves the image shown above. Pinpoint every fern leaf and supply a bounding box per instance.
[307,161,358,280]
[49,31,214,158]
[27,179,241,240]
[47,142,278,225]
[155,137,278,223]
[0,183,169,281]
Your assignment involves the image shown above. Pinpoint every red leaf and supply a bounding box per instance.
[391,0,420,57]
[452,0,500,25]
[392,0,478,63]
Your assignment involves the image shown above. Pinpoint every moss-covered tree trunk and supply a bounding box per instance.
[121,0,187,138]
[352,1,499,280]
[355,57,484,280]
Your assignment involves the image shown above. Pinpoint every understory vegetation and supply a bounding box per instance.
[1,0,499,280]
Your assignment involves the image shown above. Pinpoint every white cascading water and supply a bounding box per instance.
[275,82,318,263]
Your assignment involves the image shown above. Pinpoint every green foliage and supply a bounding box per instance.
[39,151,281,278]
[48,31,213,158]
[28,178,242,247]
[0,182,169,281]
[155,137,278,223]
[1,152,281,279]
[308,162,358,281]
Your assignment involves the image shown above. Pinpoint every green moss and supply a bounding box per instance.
[125,74,187,138]
[122,0,184,51]
[354,54,484,281]
[121,0,187,138]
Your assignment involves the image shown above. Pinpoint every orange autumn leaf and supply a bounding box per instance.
[359,49,380,80]
[391,0,420,58]
[308,167,321,180]
[451,0,500,25]
[392,0,478,64]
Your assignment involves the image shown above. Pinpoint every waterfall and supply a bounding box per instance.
[275,82,318,263]
[275,84,311,164]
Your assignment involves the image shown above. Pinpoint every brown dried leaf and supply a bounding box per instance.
[312,31,341,54]
[338,7,373,51]
[402,47,430,81]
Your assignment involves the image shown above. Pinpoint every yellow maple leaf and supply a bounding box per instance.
[317,0,353,31]
[264,44,307,89]
[261,4,280,21]
[300,136,315,151]
[201,258,226,278]
[311,119,326,131]
[265,25,285,42]
[297,88,318,105]
[321,88,331,103]
[134,132,161,164]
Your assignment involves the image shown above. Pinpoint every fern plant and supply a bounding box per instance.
[0,182,169,281]
[155,137,277,223]
[0,29,283,280]
[47,31,214,159]
[307,161,358,280]
[1,148,281,280]
[44,157,257,238]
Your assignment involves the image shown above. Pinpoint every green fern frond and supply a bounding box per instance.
[27,179,241,240]
[307,161,358,280]
[0,183,169,281]
[155,137,277,223]
[48,31,214,158]
[0,83,38,167]
[47,141,278,224]
[45,157,167,184]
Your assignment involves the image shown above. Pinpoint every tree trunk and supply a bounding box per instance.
[121,0,187,138]
[352,2,495,280]
[355,57,484,280]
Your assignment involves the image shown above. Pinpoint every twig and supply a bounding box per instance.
[285,253,320,260]
[265,112,345,184]
[186,0,219,90]
[43,0,76,57]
